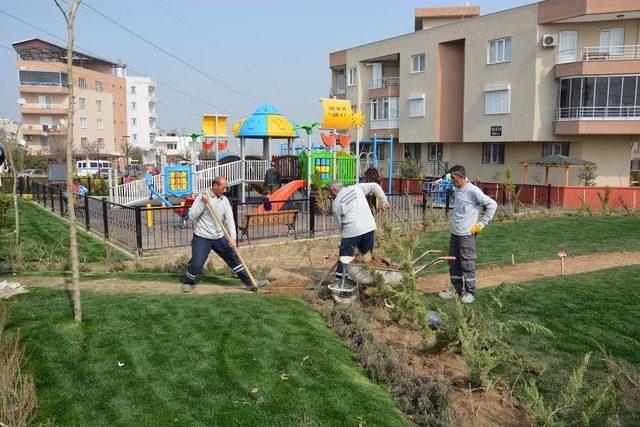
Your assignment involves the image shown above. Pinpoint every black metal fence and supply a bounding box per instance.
[28,181,455,255]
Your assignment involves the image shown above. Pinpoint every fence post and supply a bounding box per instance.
[134,206,143,256]
[59,188,64,216]
[49,186,54,211]
[18,177,23,196]
[88,176,92,195]
[43,183,47,206]
[309,195,316,237]
[231,199,239,241]
[102,197,109,240]
[546,184,552,209]
[445,189,451,219]
[84,196,90,231]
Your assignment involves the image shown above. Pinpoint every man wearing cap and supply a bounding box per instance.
[326,180,390,289]
[439,165,497,303]
[181,176,267,293]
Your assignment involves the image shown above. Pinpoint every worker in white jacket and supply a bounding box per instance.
[327,180,390,287]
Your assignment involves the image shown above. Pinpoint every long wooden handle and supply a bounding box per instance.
[204,198,257,287]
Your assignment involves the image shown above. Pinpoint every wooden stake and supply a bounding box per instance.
[511,254,515,265]
[204,197,257,287]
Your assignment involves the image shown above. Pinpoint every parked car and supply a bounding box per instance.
[17,168,46,177]
[76,160,112,177]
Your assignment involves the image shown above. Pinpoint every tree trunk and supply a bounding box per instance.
[56,0,82,322]
[1,132,21,262]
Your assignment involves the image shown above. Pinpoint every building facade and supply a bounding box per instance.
[154,131,190,157]
[126,76,158,163]
[330,0,640,186]
[14,38,127,162]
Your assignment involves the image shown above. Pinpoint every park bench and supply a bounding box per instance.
[238,209,298,243]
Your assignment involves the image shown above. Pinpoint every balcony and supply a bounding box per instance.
[555,45,640,78]
[22,124,67,136]
[20,103,67,115]
[370,118,398,130]
[329,87,346,99]
[369,77,400,98]
[554,107,640,135]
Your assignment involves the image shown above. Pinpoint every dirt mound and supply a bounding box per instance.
[354,253,399,269]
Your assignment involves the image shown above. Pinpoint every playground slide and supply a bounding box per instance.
[257,180,306,213]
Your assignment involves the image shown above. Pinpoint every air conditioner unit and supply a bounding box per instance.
[542,34,558,48]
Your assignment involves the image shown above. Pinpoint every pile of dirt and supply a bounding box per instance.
[353,253,399,269]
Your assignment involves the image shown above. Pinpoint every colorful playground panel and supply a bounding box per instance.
[164,165,192,198]
[299,150,357,187]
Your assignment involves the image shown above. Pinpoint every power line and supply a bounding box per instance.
[0,7,242,119]
[81,1,262,106]
[153,0,312,110]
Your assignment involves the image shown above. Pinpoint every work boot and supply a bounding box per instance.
[181,283,194,293]
[245,279,268,292]
[438,289,453,299]
[461,293,475,304]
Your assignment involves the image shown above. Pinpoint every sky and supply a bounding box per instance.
[0,0,535,142]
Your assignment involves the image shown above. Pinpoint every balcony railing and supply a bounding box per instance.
[330,87,346,96]
[555,106,640,120]
[370,77,400,90]
[19,81,66,87]
[555,45,640,64]
[370,118,399,129]
[22,124,67,134]
[21,103,66,110]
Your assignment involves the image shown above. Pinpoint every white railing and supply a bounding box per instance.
[19,81,65,87]
[330,87,346,96]
[192,160,243,193]
[370,118,399,129]
[370,77,400,90]
[111,173,162,206]
[245,159,270,182]
[555,106,640,120]
[555,45,640,64]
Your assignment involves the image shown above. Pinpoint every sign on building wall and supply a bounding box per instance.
[490,126,502,136]
[320,98,352,129]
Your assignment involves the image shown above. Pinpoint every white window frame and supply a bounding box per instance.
[96,100,102,111]
[79,77,87,89]
[79,97,86,109]
[131,118,137,126]
[95,81,103,92]
[80,117,87,129]
[600,27,624,56]
[485,84,511,115]
[408,94,425,118]
[347,67,357,86]
[488,37,512,64]
[130,85,136,95]
[411,53,426,73]
[336,74,346,94]
[97,119,104,130]
[80,137,88,146]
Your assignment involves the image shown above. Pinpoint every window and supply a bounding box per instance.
[40,136,51,147]
[557,75,640,118]
[427,143,443,161]
[488,37,511,64]
[39,116,53,128]
[542,142,569,157]
[79,77,87,89]
[79,97,86,109]
[97,119,103,130]
[80,117,87,129]
[482,143,505,164]
[131,101,137,110]
[404,143,421,159]
[167,143,177,150]
[95,81,103,92]
[38,95,52,107]
[370,97,399,120]
[600,28,624,55]
[131,118,137,126]
[336,74,346,94]
[18,70,67,87]
[96,138,104,147]
[80,137,88,146]
[485,85,510,114]
[96,100,102,111]
[409,94,425,117]
[347,67,357,86]
[132,134,137,142]
[411,54,425,73]
[130,85,136,94]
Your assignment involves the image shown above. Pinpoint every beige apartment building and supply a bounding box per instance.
[13,38,128,162]
[330,0,640,186]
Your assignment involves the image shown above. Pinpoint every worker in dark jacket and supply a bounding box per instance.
[263,161,281,195]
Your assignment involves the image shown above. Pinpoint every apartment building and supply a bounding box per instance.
[154,131,189,157]
[330,0,640,186]
[126,76,158,163]
[13,38,127,161]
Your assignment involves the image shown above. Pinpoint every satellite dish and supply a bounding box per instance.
[16,98,26,106]
[18,139,26,147]
[59,119,67,126]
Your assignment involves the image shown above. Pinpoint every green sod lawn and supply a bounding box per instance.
[1,199,128,263]
[416,215,640,274]
[3,290,407,426]
[425,265,640,414]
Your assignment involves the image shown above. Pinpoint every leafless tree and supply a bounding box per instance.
[0,122,23,263]
[54,0,82,322]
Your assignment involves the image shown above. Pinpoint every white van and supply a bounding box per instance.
[76,160,112,177]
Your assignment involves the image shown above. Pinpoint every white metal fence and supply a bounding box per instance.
[555,45,640,64]
[555,106,640,120]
